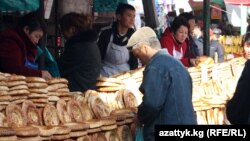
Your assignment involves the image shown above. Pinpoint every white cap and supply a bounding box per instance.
[127,26,157,47]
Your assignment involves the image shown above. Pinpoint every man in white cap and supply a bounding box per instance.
[128,27,197,141]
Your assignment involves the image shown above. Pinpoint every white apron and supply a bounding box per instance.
[101,34,130,77]
[173,45,183,60]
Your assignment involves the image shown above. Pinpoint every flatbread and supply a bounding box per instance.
[28,93,48,98]
[7,75,26,81]
[123,89,137,108]
[79,101,93,121]
[76,135,91,141]
[53,125,71,135]
[9,85,28,91]
[0,95,11,102]
[57,88,70,93]
[84,119,103,129]
[0,127,16,136]
[11,96,27,102]
[14,126,40,137]
[0,75,7,81]
[90,96,110,118]
[101,124,117,131]
[8,89,29,95]
[51,134,70,140]
[7,81,27,87]
[27,82,48,88]
[0,135,17,141]
[56,99,72,123]
[97,86,121,92]
[70,130,88,138]
[63,122,89,131]
[48,96,60,102]
[117,125,133,141]
[29,88,48,94]
[46,78,68,84]
[105,131,119,141]
[22,100,41,125]
[67,100,84,123]
[97,77,123,84]
[46,83,68,92]
[43,104,60,126]
[6,103,27,127]
[31,125,55,137]
[26,77,46,83]
[0,86,9,91]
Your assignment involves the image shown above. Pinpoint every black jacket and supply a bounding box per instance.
[59,30,101,92]
[226,60,250,124]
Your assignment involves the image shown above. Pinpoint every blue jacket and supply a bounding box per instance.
[138,49,197,141]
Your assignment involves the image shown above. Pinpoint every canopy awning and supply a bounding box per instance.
[224,0,250,6]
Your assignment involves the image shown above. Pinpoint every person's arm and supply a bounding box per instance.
[216,42,224,62]
[160,36,174,55]
[97,30,108,60]
[0,40,42,76]
[138,66,170,125]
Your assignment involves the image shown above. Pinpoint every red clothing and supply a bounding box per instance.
[0,28,42,76]
[160,28,189,67]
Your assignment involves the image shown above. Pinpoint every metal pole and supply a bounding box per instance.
[38,0,45,69]
[203,0,210,56]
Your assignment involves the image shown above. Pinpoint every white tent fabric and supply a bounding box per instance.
[225,3,248,34]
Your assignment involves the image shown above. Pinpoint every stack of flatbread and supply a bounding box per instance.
[128,67,144,85]
[84,119,103,134]
[46,78,72,103]
[110,109,135,126]
[0,74,10,111]
[26,77,48,108]
[122,89,138,108]
[63,122,89,138]
[51,125,71,140]
[14,126,41,141]
[96,77,124,92]
[7,75,29,105]
[188,67,201,85]
[0,127,17,141]
[100,117,117,132]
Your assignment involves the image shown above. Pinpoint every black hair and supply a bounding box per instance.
[179,12,195,21]
[60,12,93,33]
[170,16,189,33]
[244,32,250,44]
[115,3,135,15]
[17,11,46,33]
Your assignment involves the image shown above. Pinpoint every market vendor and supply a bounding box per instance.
[97,3,138,77]
[0,11,52,79]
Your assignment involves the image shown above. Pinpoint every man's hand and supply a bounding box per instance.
[41,70,52,79]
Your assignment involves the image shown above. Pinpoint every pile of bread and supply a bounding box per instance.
[188,57,247,125]
[0,72,136,141]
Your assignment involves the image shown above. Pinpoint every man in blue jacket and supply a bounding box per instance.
[127,27,197,141]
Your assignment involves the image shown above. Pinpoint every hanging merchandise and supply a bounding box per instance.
[94,0,127,12]
[0,0,40,11]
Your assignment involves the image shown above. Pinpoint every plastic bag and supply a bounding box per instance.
[135,126,144,141]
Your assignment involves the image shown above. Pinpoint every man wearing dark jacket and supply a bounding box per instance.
[59,13,101,92]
